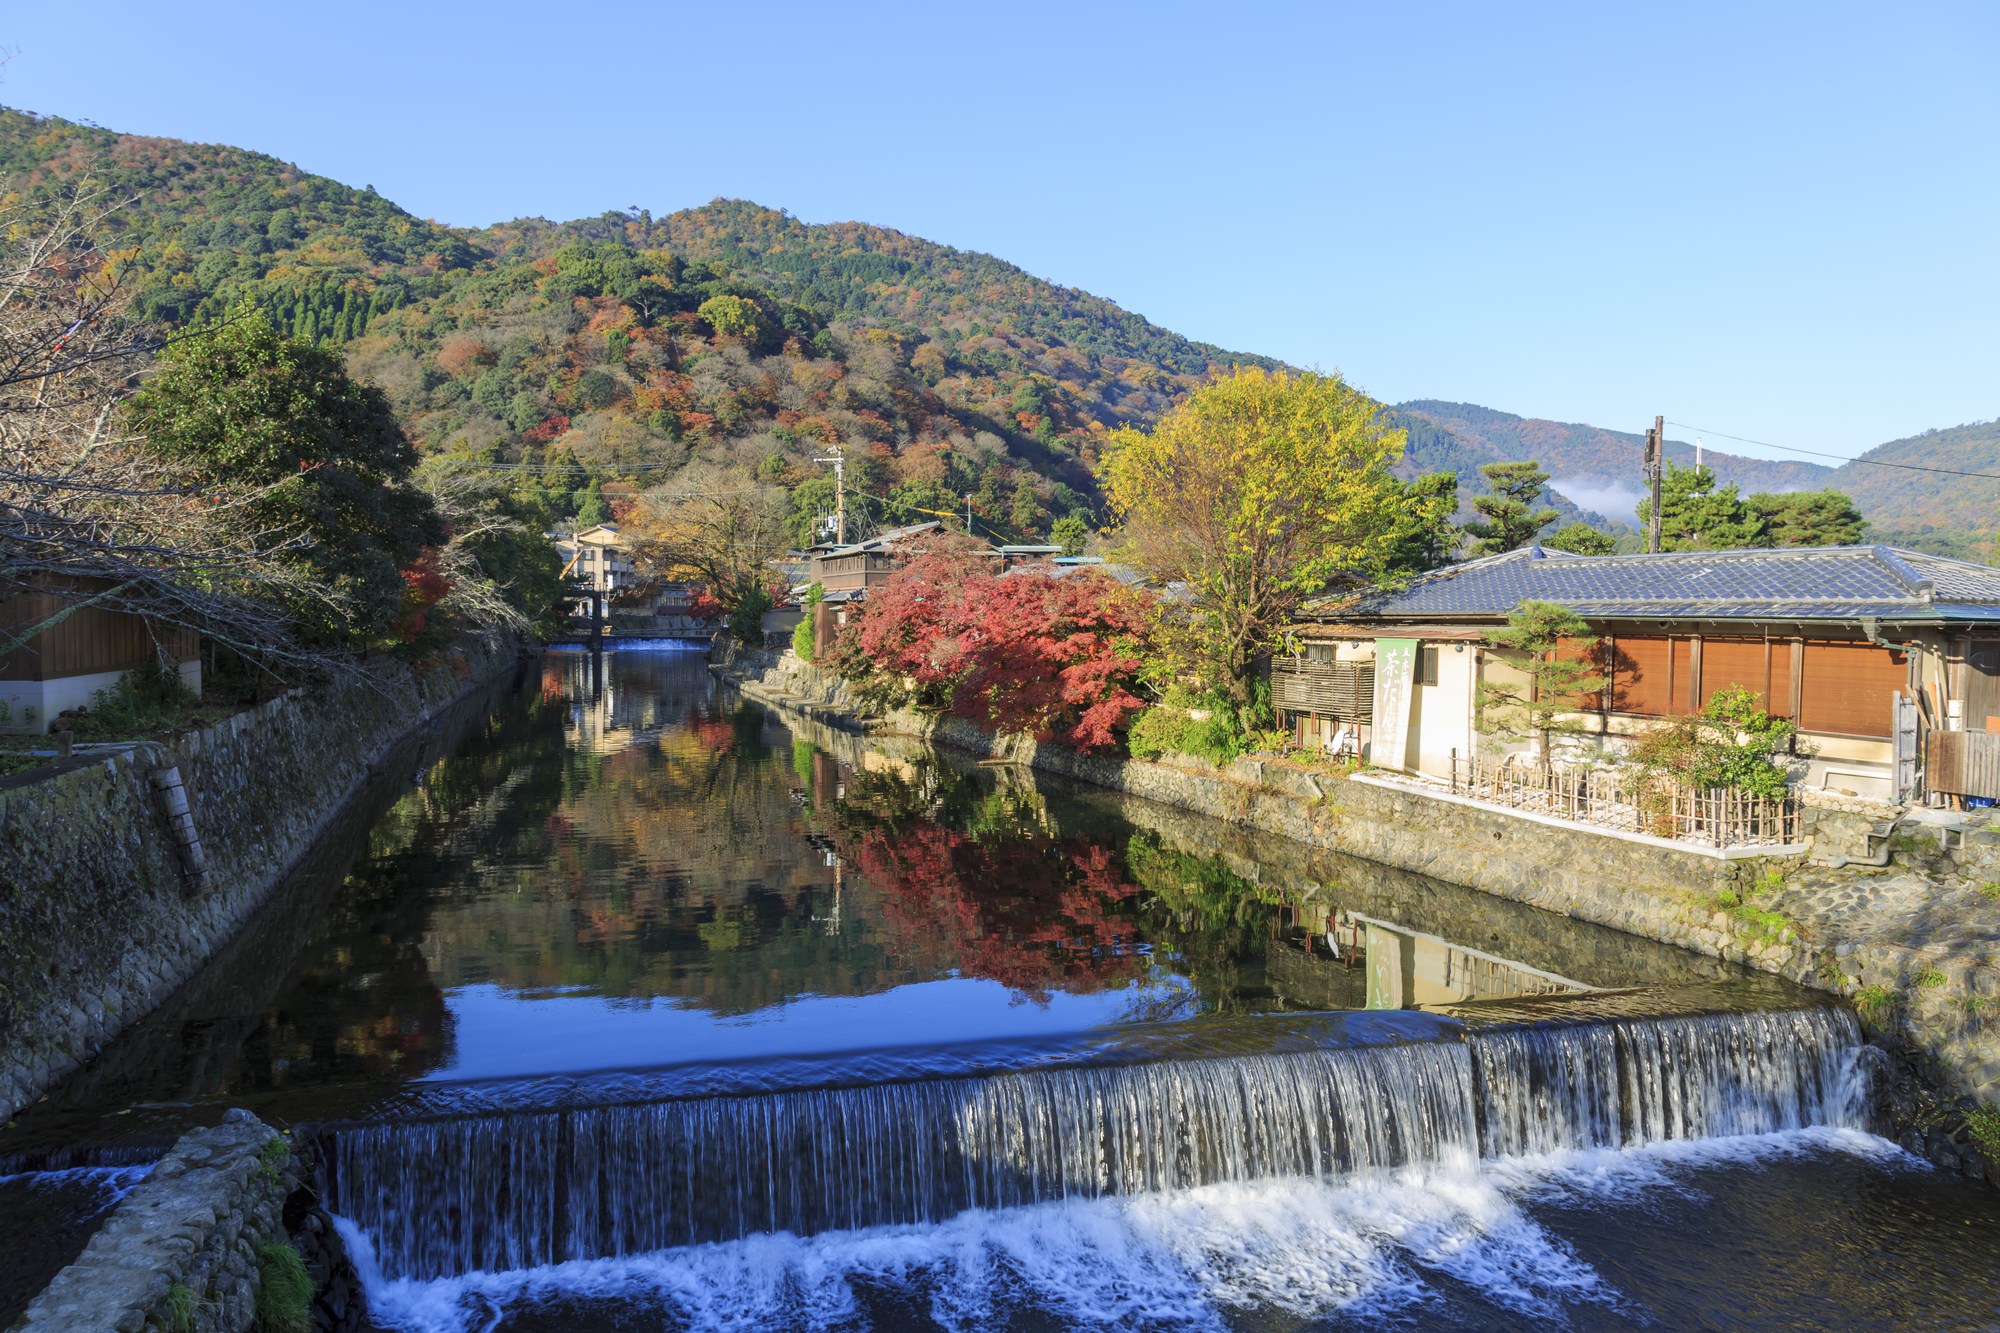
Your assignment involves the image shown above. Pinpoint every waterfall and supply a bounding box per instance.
[1468,1006,1863,1158]
[321,1005,1865,1281]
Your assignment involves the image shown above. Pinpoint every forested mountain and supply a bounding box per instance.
[1398,401,1834,522]
[0,106,1285,542]
[1385,408,1622,536]
[1400,400,2000,552]
[20,104,1977,555]
[1821,420,2000,533]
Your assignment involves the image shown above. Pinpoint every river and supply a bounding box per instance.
[4,647,1996,1331]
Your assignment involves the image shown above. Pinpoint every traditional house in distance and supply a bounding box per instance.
[805,521,942,616]
[1281,544,2000,805]
[553,524,636,611]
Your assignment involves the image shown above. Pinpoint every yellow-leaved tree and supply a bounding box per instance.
[1101,367,1405,703]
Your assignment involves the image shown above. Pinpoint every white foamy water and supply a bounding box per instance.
[338,1127,1910,1333]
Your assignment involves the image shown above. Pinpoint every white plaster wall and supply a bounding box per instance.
[1,659,200,735]
[0,670,128,735]
[1414,646,1476,778]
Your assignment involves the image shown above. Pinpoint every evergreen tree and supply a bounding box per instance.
[1637,462,1766,551]
[1009,475,1045,538]
[1748,489,1868,547]
[1542,522,1615,555]
[1480,600,1606,765]
[1051,511,1089,557]
[575,479,611,527]
[1381,472,1463,574]
[130,303,444,643]
[1461,461,1558,556]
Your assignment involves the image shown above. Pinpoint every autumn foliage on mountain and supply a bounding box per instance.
[0,107,1278,544]
[834,535,1149,749]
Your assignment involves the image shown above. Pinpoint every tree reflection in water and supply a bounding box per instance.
[822,760,1284,1015]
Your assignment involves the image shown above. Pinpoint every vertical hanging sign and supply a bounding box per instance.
[1371,638,1419,771]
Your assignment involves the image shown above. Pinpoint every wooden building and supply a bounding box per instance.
[1,579,200,734]
[1285,544,2000,804]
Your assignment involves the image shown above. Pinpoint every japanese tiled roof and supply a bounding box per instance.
[1309,545,2000,623]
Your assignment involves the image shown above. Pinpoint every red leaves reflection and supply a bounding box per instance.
[849,820,1146,1004]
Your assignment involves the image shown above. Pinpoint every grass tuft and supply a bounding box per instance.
[254,1242,313,1333]
[165,1283,196,1333]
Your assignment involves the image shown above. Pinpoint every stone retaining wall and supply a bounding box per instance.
[0,644,529,1125]
[18,1109,360,1333]
[713,642,2000,1111]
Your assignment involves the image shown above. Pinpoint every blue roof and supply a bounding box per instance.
[1312,545,2000,624]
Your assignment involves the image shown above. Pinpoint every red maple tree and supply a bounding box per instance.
[849,536,1148,750]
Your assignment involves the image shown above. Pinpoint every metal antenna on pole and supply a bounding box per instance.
[812,448,845,545]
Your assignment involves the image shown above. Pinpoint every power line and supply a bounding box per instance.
[1667,421,2000,483]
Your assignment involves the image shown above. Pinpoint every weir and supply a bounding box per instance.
[319,1003,1863,1280]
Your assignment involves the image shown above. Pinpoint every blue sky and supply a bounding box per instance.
[4,1,1994,460]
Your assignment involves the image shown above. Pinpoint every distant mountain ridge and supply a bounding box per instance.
[1398,401,1833,526]
[1822,421,2000,533]
[5,105,1987,545]
[1398,400,2000,537]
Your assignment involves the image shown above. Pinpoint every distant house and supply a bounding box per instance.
[0,578,200,734]
[805,521,943,618]
[1283,544,2000,803]
[553,524,636,610]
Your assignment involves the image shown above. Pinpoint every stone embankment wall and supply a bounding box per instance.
[20,1109,361,1333]
[714,641,2000,1117]
[0,643,527,1125]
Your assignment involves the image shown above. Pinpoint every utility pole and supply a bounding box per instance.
[965,492,974,538]
[813,448,846,545]
[1644,414,1665,554]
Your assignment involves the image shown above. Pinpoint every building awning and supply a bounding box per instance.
[1288,622,1491,642]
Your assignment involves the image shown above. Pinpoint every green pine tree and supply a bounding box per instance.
[1747,489,1867,547]
[1461,461,1559,556]
[1479,600,1606,765]
[1637,463,1766,551]
[1382,472,1464,573]
[1009,476,1045,538]
[1051,511,1089,556]
[1542,523,1615,555]
[575,479,610,527]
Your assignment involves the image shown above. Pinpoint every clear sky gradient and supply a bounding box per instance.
[4,1,1993,460]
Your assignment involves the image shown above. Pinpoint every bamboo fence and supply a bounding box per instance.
[1439,752,1801,850]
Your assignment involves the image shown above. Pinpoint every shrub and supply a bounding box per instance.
[791,582,823,661]
[1917,966,1948,988]
[1124,685,1249,764]
[1624,684,1797,822]
[1855,984,1897,1018]
[1971,1106,2000,1161]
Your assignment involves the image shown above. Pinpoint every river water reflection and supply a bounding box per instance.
[6,648,1998,1333]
